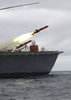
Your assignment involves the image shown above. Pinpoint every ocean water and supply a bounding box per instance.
[0,71,71,100]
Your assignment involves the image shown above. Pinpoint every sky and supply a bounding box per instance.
[0,0,71,71]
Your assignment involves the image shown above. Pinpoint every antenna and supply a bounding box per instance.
[0,2,39,10]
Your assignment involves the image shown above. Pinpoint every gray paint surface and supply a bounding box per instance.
[0,51,59,75]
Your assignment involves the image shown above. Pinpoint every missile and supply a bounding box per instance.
[31,25,48,35]
[16,40,31,49]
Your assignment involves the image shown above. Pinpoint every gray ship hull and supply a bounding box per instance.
[0,51,62,78]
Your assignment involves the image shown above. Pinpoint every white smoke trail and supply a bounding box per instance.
[0,32,33,50]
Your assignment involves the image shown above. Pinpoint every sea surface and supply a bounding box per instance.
[0,71,71,100]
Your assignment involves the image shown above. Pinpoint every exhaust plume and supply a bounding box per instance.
[0,32,33,50]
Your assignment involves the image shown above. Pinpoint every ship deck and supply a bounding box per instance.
[0,51,63,56]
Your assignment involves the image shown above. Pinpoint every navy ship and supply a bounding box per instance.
[0,50,63,78]
[0,26,63,78]
[0,3,63,78]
